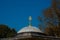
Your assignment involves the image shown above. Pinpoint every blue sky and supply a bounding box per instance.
[0,0,51,31]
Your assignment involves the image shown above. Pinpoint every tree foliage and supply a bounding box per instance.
[44,0,60,37]
[0,24,17,38]
[38,0,60,37]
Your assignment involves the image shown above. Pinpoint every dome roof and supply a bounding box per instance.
[17,16,42,33]
[17,26,42,33]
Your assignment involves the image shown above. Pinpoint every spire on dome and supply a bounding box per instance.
[29,16,32,27]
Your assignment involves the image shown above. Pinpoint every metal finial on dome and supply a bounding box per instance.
[29,16,32,27]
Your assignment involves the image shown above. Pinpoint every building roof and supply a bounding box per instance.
[17,16,42,33]
[17,25,42,33]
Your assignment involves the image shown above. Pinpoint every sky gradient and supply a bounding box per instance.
[0,0,51,31]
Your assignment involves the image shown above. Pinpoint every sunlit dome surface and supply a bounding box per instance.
[17,26,42,33]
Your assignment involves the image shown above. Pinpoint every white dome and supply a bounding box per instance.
[17,26,42,33]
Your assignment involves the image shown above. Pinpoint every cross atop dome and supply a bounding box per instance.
[29,16,32,27]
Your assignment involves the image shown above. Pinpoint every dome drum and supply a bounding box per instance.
[14,32,46,39]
